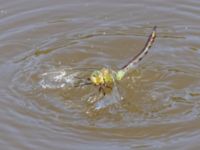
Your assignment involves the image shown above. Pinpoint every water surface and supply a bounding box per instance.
[0,0,200,149]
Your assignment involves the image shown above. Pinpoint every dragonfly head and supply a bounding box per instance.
[90,70,104,85]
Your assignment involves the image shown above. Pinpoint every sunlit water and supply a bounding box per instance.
[0,0,200,149]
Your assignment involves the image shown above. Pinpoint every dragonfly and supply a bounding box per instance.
[89,26,157,95]
[40,26,157,107]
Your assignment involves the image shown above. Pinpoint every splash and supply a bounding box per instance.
[39,69,79,89]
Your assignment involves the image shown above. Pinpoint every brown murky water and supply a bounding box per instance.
[0,0,200,149]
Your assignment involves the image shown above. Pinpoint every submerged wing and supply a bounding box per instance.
[90,79,122,111]
[95,87,122,110]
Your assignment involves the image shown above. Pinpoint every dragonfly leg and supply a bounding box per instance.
[105,85,113,90]
[99,86,106,96]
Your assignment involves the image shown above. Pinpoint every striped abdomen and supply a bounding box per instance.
[121,26,157,74]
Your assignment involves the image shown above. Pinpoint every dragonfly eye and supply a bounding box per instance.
[90,71,102,85]
[91,71,100,77]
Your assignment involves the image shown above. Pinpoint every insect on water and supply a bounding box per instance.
[40,26,157,105]
[87,26,157,95]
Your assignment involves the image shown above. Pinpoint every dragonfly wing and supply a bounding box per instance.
[94,85,123,110]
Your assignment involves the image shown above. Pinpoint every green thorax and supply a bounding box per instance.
[90,68,126,86]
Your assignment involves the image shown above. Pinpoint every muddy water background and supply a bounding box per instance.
[0,0,200,149]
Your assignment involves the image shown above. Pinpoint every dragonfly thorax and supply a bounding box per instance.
[90,68,115,86]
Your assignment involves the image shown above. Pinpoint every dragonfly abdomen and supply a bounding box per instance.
[119,26,157,78]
